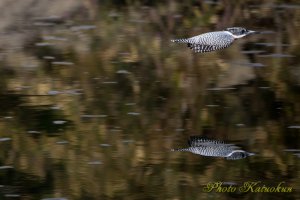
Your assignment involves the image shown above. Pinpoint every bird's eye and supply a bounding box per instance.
[241,29,246,34]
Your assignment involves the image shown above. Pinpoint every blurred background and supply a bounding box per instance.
[0,0,300,199]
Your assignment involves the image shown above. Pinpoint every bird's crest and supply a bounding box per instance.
[224,27,248,36]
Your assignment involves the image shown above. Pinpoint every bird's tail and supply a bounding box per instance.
[171,38,189,43]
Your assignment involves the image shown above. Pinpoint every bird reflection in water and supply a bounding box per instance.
[172,136,255,160]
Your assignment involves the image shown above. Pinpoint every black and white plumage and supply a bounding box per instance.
[172,136,255,160]
[171,27,258,53]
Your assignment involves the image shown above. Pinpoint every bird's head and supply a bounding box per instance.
[226,150,255,160]
[224,27,259,39]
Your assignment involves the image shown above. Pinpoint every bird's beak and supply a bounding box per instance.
[248,152,256,157]
[248,30,260,34]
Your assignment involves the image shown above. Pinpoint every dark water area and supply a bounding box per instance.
[1,0,300,199]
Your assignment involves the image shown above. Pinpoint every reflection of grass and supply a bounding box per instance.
[0,93,72,134]
[18,106,72,134]
[0,93,23,115]
[0,165,54,199]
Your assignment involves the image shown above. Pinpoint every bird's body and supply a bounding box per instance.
[172,136,255,160]
[171,27,258,53]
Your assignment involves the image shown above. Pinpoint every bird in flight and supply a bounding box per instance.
[171,27,259,53]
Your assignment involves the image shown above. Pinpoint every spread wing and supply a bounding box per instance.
[188,136,237,148]
[188,43,231,53]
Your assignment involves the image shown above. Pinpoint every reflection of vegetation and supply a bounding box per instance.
[17,105,71,134]
[0,0,300,199]
[0,93,23,116]
[0,162,54,199]
[0,93,71,134]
